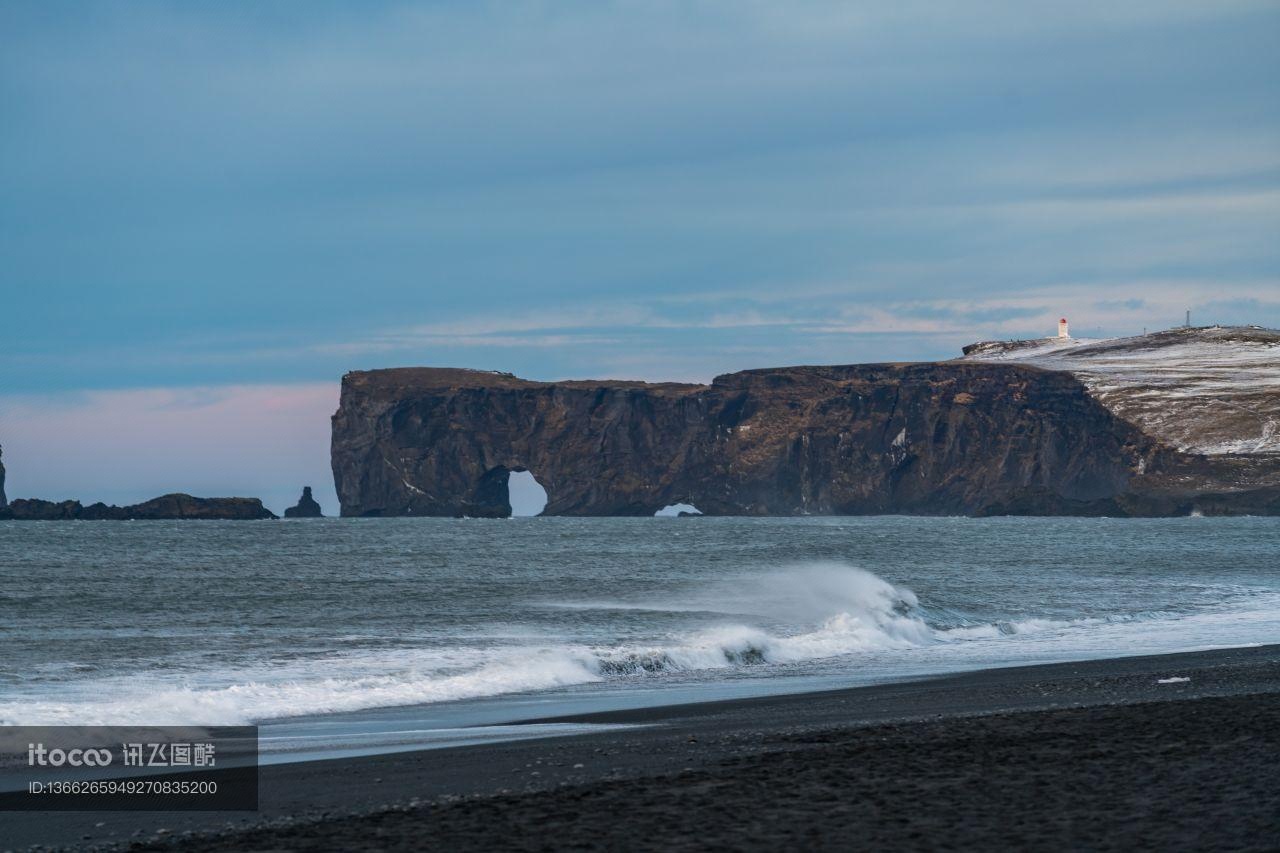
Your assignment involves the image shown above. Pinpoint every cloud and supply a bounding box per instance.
[306,277,1280,367]
[1095,298,1147,312]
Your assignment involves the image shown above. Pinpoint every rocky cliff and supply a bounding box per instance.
[0,493,277,520]
[0,445,6,509]
[331,335,1280,518]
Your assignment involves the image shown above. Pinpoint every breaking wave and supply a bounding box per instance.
[0,564,1248,727]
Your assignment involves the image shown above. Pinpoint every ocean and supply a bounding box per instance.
[2,516,1277,762]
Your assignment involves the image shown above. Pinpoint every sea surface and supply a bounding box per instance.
[2,517,1277,762]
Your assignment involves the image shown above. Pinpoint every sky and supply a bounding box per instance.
[1,0,1278,513]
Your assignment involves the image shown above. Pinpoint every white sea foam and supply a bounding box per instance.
[4,564,1276,727]
[1,565,930,726]
[0,651,606,727]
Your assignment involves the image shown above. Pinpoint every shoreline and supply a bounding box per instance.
[9,644,1278,850]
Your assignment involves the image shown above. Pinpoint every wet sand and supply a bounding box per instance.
[9,645,1279,851]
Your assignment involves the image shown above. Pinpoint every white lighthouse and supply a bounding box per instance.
[1058,317,1070,339]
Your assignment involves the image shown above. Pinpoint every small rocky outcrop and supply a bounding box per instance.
[284,486,324,518]
[2,498,82,520]
[0,493,277,521]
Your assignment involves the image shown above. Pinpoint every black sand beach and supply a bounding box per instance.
[9,645,1279,852]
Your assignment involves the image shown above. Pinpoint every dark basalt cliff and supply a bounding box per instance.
[284,486,324,518]
[0,445,7,509]
[331,363,1280,518]
[0,493,277,521]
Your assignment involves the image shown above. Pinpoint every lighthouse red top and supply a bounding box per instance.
[1060,318,1067,323]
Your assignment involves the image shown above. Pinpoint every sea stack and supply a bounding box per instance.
[0,444,7,509]
[284,486,324,518]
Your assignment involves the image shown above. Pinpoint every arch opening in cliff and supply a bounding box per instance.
[655,502,702,517]
[507,469,548,517]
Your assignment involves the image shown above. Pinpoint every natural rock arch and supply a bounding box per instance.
[464,466,547,517]
[507,470,548,517]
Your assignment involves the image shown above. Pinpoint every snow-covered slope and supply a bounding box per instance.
[962,326,1280,456]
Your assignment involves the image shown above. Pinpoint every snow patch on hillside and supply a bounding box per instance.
[962,327,1280,456]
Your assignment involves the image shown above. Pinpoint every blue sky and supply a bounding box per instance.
[2,1,1278,512]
